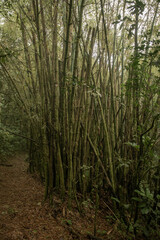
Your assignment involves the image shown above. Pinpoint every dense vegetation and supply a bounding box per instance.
[0,0,160,238]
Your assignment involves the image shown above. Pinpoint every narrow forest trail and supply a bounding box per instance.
[0,154,123,240]
[0,154,72,240]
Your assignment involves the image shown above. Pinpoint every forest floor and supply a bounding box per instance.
[0,154,124,240]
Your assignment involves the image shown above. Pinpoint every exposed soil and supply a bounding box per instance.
[0,154,122,240]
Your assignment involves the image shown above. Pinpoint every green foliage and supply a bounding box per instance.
[125,141,140,150]
[127,0,145,15]
[0,125,26,158]
[97,229,107,236]
[62,219,72,226]
[0,126,15,157]
[132,183,160,237]
[81,165,92,179]
[133,184,155,215]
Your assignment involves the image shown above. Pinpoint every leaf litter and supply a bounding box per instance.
[0,154,122,240]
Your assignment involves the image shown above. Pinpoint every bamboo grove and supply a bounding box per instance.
[0,0,160,236]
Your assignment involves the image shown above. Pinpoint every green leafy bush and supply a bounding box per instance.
[132,183,160,238]
[0,125,26,159]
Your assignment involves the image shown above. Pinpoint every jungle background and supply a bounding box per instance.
[0,0,160,239]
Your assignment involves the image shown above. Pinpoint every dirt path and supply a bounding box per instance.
[0,154,71,240]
